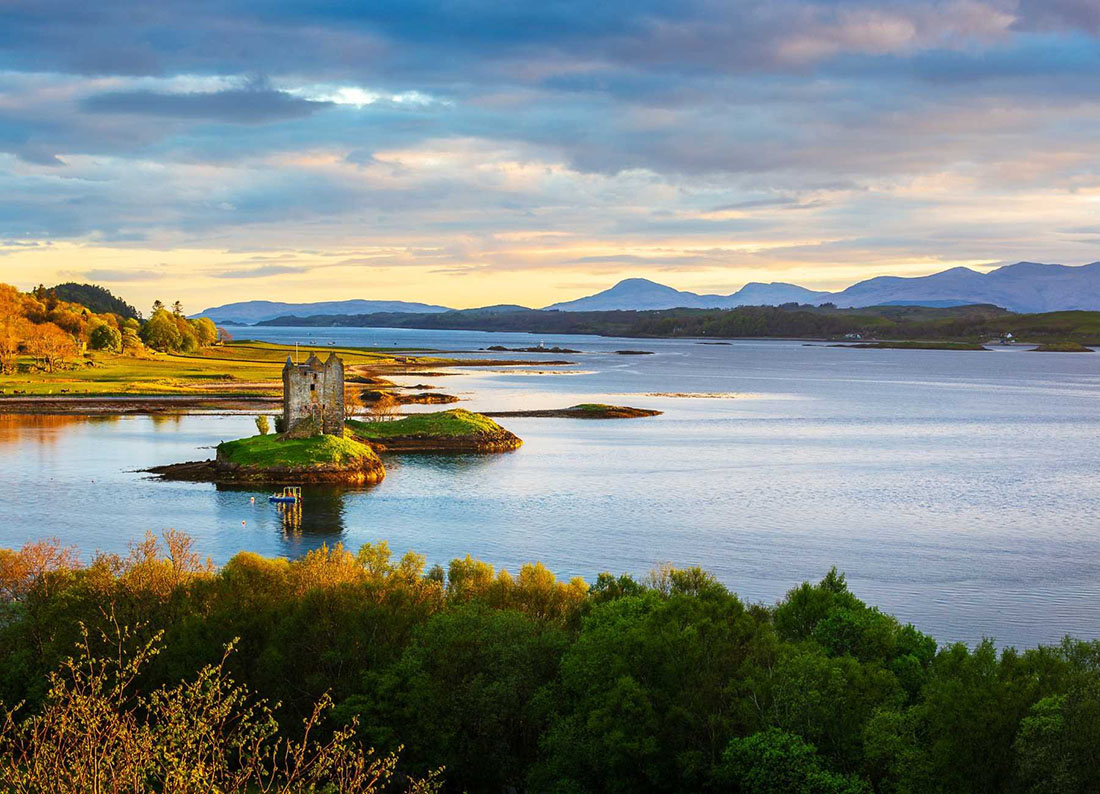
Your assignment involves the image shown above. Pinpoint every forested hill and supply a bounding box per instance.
[49,282,141,319]
[258,304,1100,344]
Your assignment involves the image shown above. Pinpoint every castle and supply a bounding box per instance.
[282,352,345,438]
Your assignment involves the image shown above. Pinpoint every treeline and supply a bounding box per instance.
[0,283,220,373]
[2,533,1099,792]
[261,304,1100,344]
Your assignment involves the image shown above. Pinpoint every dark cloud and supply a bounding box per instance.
[81,87,330,123]
[1015,0,1100,34]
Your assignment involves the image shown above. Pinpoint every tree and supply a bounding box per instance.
[171,300,183,317]
[190,317,217,347]
[348,606,567,792]
[364,392,399,422]
[254,415,270,435]
[0,317,30,374]
[25,323,77,371]
[88,324,122,353]
[1013,686,1100,793]
[718,729,871,794]
[151,299,164,315]
[141,311,182,352]
[0,626,441,794]
[345,387,365,420]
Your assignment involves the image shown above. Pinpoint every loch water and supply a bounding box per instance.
[1,327,1098,648]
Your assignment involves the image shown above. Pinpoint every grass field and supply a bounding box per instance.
[0,341,451,397]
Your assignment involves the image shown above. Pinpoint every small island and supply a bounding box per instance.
[348,408,522,452]
[212,432,385,483]
[485,345,582,353]
[151,352,387,484]
[1031,342,1094,353]
[839,341,988,351]
[484,403,662,419]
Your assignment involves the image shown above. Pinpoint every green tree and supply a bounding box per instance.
[88,324,122,352]
[718,729,871,794]
[141,310,182,352]
[1014,678,1100,793]
[190,317,217,347]
[349,606,567,792]
[532,573,761,793]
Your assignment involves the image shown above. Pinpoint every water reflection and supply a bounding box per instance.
[0,413,120,445]
[213,483,361,539]
[149,414,185,429]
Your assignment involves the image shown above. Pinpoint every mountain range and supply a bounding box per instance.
[196,262,1100,321]
[196,298,448,324]
[544,262,1100,313]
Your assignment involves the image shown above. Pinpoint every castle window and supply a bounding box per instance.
[310,384,316,391]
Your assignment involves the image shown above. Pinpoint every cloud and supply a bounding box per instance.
[0,0,1099,304]
[81,87,331,123]
[81,268,167,281]
[209,264,311,278]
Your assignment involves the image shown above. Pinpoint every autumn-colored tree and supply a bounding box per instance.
[364,391,399,422]
[0,538,80,604]
[25,322,78,371]
[345,386,365,419]
[0,624,441,794]
[0,316,30,374]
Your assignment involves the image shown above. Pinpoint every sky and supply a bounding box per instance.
[1,0,1099,312]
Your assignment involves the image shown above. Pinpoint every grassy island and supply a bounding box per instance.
[349,408,522,451]
[214,432,385,483]
[485,403,662,419]
[150,431,386,484]
[1031,341,1094,352]
[843,340,988,351]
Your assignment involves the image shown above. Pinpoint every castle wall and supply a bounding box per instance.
[282,354,345,437]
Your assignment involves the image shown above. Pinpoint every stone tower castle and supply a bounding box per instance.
[282,352,345,437]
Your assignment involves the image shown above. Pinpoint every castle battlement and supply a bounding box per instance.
[282,352,344,437]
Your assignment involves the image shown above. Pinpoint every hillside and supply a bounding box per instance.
[48,282,141,319]
[257,303,1100,344]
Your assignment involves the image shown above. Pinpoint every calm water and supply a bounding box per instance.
[2,328,1099,648]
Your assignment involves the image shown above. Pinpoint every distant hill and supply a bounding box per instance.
[49,283,140,319]
[545,262,1100,313]
[195,298,450,324]
[831,262,1100,312]
[543,278,829,311]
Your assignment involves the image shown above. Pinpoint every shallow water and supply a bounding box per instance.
[1,328,1098,648]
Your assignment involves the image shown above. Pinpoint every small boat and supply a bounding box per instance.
[269,486,302,504]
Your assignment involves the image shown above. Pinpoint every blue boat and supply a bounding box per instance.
[268,486,302,504]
